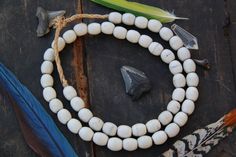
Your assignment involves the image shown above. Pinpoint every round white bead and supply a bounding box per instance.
[148,42,163,56]
[78,108,93,123]
[44,48,55,61]
[186,73,199,87]
[41,61,53,74]
[57,109,72,124]
[174,112,188,127]
[63,86,77,101]
[123,138,138,151]
[159,27,173,41]
[182,99,195,115]
[40,74,53,88]
[173,73,186,88]
[167,100,181,114]
[158,111,173,126]
[113,26,127,39]
[49,98,63,113]
[137,136,153,149]
[177,47,191,61]
[138,35,153,48]
[186,87,199,101]
[146,119,161,133]
[172,88,185,102]
[135,16,148,29]
[43,87,56,102]
[164,123,180,138]
[169,60,183,75]
[122,13,135,25]
[73,23,87,36]
[109,12,122,24]
[101,22,115,35]
[51,37,65,52]
[169,36,184,50]
[161,49,175,64]
[152,131,168,145]
[89,117,104,131]
[70,96,85,112]
[183,59,196,73]
[62,30,77,44]
[148,19,162,33]
[107,137,122,151]
[67,118,82,134]
[132,123,147,136]
[126,30,140,43]
[102,122,117,136]
[93,132,108,146]
[79,127,94,141]
[117,125,132,138]
[88,23,101,35]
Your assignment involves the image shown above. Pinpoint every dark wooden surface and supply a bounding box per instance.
[0,0,236,157]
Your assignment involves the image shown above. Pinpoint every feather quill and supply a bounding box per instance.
[0,63,78,157]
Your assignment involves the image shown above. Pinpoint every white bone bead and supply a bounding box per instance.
[44,48,55,61]
[174,112,188,127]
[63,30,77,44]
[182,99,195,115]
[177,47,191,61]
[79,127,94,141]
[173,73,186,88]
[158,111,173,126]
[169,36,184,50]
[164,123,180,138]
[89,117,104,131]
[107,137,122,151]
[73,23,87,36]
[159,27,173,41]
[132,123,147,136]
[70,96,85,112]
[43,87,56,102]
[186,87,199,101]
[135,16,148,29]
[126,30,140,43]
[51,37,65,52]
[57,109,72,124]
[152,131,168,145]
[169,60,183,75]
[109,12,122,24]
[41,61,53,74]
[183,59,196,73]
[167,100,181,114]
[148,19,162,33]
[93,132,108,146]
[101,22,115,35]
[88,23,101,35]
[148,42,163,56]
[122,13,135,25]
[40,74,53,88]
[186,73,199,87]
[172,88,185,102]
[146,119,161,133]
[117,125,132,138]
[123,138,138,151]
[138,35,153,48]
[161,49,175,64]
[102,122,117,136]
[67,118,82,134]
[137,136,153,149]
[63,86,77,101]
[113,26,127,39]
[78,108,93,123]
[49,98,63,113]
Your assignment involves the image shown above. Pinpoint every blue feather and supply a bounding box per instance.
[0,63,78,157]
